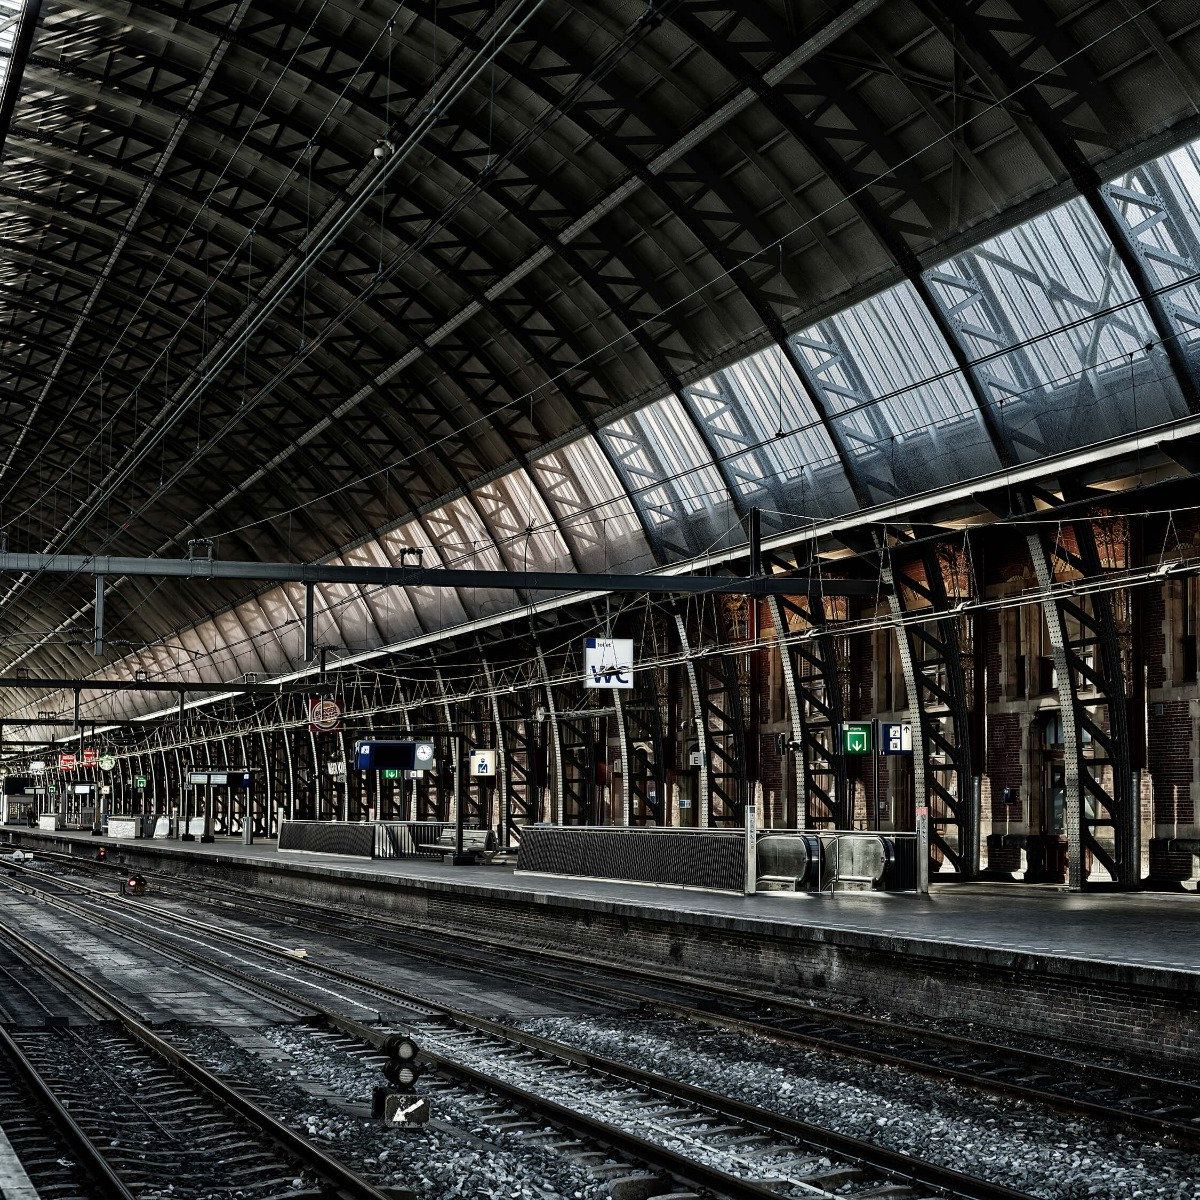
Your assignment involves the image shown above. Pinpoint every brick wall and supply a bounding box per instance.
[1147,699,1194,827]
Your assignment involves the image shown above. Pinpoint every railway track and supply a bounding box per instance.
[0,859,1037,1200]
[0,1025,130,1200]
[0,909,401,1199]
[35,846,1200,1150]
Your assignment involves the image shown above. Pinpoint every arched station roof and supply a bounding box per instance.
[0,0,1199,725]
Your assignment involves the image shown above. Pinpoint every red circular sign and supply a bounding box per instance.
[309,698,341,731]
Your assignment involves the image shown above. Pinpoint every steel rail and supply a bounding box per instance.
[0,875,810,1200]
[47,848,1200,1150]
[0,1024,136,1200]
[5,862,1037,1200]
[0,910,404,1200]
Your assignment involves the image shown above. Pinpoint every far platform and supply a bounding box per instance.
[7,824,1199,1063]
[6,825,1198,980]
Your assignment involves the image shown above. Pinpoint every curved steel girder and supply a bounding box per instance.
[918,0,1200,416]
[2,21,617,457]
[0,256,359,487]
[35,0,892,574]
[0,180,447,518]
[8,56,476,329]
[0,245,414,549]
[0,166,462,524]
[665,6,1016,478]
[70,117,734,571]
[32,5,753,552]
[0,125,609,561]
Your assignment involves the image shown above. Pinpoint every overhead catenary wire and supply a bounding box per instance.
[0,0,1180,715]
[0,0,656,666]
[0,0,1169,562]
[122,0,1175,550]
[13,541,1192,765]
[1,284,1180,691]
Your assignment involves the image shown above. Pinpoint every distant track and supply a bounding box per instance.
[1,857,1039,1200]
[34,844,1200,1150]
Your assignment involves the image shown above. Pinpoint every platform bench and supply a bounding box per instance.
[415,828,497,863]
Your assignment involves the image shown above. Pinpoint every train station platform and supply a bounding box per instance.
[6,826,1199,1066]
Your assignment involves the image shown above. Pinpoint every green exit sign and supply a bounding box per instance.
[136,776,147,789]
[382,769,401,780]
[843,723,871,755]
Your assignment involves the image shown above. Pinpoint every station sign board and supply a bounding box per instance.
[82,748,97,766]
[842,723,871,755]
[584,637,634,689]
[58,752,76,769]
[881,722,913,755]
[355,740,435,772]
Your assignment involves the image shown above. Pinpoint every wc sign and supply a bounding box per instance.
[584,637,634,689]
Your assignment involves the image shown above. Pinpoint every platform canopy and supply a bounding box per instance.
[0,0,1199,724]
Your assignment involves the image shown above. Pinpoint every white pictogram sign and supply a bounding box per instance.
[584,637,634,689]
[470,750,497,777]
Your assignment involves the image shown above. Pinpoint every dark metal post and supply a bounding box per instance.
[93,575,105,658]
[242,779,254,846]
[201,779,214,843]
[748,506,762,577]
[304,582,315,662]
[451,734,472,865]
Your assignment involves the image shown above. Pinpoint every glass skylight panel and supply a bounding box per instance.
[421,498,513,618]
[928,196,1185,456]
[338,539,422,644]
[793,281,999,496]
[1105,138,1200,360]
[532,437,652,570]
[685,346,857,518]
[474,469,572,571]
[388,518,468,631]
[601,396,728,523]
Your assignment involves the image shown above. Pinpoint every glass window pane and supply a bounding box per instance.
[1106,138,1200,389]
[793,281,1001,498]
[682,345,857,525]
[928,196,1186,460]
[474,469,574,572]
[533,436,653,572]
[601,396,739,559]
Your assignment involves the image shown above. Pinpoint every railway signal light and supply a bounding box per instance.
[381,1034,424,1091]
[373,1034,428,1124]
[120,873,147,897]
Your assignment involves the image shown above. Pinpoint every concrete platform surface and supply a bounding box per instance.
[8,827,1199,980]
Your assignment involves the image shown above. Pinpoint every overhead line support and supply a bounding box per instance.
[0,552,879,597]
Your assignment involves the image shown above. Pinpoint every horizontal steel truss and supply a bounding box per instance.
[0,551,878,596]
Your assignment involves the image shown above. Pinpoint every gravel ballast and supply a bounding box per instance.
[172,1024,623,1200]
[519,1014,1200,1200]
